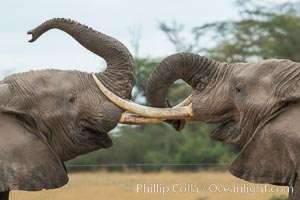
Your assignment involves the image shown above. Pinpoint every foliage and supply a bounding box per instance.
[132,58,192,105]
[160,0,300,62]
[67,122,237,172]
[268,195,288,200]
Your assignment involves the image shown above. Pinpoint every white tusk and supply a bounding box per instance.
[119,113,164,124]
[92,74,194,119]
[119,113,201,125]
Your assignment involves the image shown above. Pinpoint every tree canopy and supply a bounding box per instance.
[161,0,300,62]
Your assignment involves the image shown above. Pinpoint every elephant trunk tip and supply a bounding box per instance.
[27,30,36,42]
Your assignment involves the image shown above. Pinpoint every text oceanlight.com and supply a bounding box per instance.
[130,183,293,196]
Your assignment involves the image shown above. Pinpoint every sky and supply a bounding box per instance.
[0,0,296,77]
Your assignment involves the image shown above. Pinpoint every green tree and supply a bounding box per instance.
[161,0,300,62]
[132,58,192,105]
[269,195,288,200]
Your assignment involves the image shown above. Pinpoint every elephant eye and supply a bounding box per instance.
[235,86,241,93]
[234,82,242,93]
[68,93,77,104]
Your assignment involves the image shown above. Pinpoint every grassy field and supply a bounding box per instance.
[11,171,288,200]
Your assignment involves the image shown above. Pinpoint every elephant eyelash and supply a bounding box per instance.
[68,92,77,104]
[234,82,243,93]
[235,86,241,93]
[69,96,77,103]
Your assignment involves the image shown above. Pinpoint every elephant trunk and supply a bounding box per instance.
[146,52,220,108]
[28,18,135,99]
[146,53,222,131]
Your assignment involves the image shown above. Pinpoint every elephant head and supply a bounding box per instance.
[0,18,138,192]
[146,53,300,191]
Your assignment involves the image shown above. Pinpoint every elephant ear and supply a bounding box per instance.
[0,112,68,191]
[230,104,300,186]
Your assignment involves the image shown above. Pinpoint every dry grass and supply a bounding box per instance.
[11,171,288,200]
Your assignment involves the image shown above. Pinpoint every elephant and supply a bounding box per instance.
[144,52,300,199]
[0,18,190,200]
[0,18,138,200]
[0,17,194,200]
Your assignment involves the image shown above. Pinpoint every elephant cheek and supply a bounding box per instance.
[210,121,240,146]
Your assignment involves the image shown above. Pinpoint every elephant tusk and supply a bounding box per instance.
[119,113,164,124]
[92,74,194,119]
[119,113,200,125]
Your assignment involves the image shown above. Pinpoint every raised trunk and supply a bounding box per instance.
[146,53,220,108]
[28,18,135,99]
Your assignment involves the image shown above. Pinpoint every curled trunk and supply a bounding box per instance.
[28,18,135,99]
[146,53,220,130]
[146,52,219,108]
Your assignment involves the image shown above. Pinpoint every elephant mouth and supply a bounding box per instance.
[79,119,112,148]
[211,119,235,134]
[203,109,238,142]
[210,119,237,142]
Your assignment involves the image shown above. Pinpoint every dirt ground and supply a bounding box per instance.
[11,171,288,200]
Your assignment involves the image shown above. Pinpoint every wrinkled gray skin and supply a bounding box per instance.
[146,53,300,199]
[0,18,135,199]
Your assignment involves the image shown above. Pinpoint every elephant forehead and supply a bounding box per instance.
[1,70,83,110]
[28,70,78,89]
[238,62,273,78]
[233,62,280,89]
[6,70,85,99]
